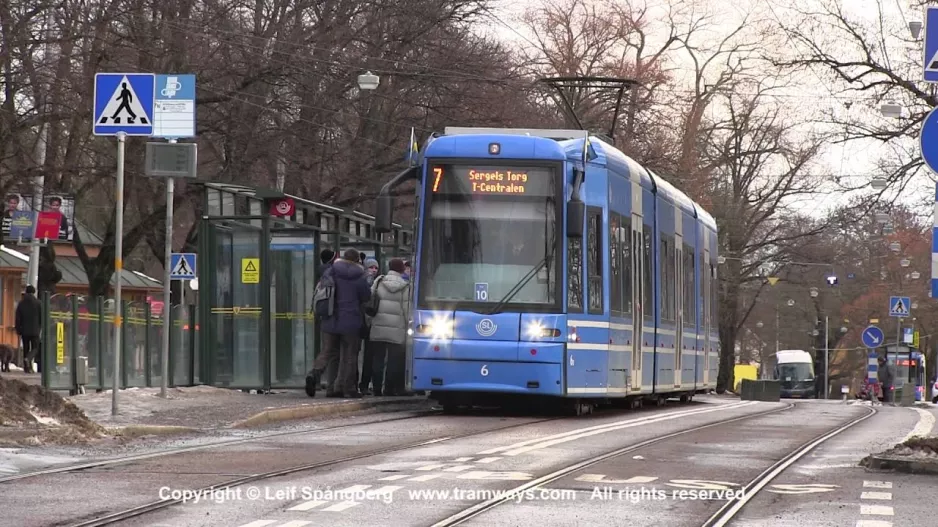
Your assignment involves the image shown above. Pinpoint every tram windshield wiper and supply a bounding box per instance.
[484,229,557,316]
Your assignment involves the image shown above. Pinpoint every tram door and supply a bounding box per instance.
[702,245,711,388]
[631,214,643,392]
[675,236,684,388]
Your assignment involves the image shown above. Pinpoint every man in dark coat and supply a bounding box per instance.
[314,249,339,394]
[877,355,895,404]
[309,249,371,398]
[15,285,42,373]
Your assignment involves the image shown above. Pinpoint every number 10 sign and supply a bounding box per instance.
[475,282,489,301]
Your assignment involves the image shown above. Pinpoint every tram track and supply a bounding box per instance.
[700,405,877,527]
[428,403,877,527]
[428,402,796,526]
[57,399,746,527]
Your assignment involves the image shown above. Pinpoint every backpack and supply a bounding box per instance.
[313,269,336,318]
[363,275,385,318]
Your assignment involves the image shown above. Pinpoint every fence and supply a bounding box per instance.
[39,292,199,393]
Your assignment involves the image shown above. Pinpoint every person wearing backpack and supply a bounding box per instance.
[367,258,411,396]
[308,249,372,398]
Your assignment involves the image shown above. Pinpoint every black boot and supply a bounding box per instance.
[305,370,321,397]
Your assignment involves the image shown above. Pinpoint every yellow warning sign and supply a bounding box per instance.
[241,258,260,283]
[56,322,65,364]
[767,277,779,285]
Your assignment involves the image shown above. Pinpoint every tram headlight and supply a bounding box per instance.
[416,317,453,339]
[526,321,561,339]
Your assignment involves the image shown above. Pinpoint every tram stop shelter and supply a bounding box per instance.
[197,182,413,391]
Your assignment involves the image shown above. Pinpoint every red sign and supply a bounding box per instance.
[34,211,62,239]
[270,198,294,217]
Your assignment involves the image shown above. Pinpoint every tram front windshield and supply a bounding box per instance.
[776,363,814,382]
[418,163,561,311]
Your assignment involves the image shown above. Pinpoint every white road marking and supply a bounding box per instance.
[863,481,893,489]
[903,408,935,442]
[856,521,893,527]
[416,464,446,471]
[443,465,474,472]
[237,522,277,527]
[476,401,756,455]
[574,474,658,484]
[454,457,473,462]
[410,474,442,481]
[476,457,501,464]
[860,491,892,500]
[322,501,360,512]
[378,475,409,481]
[277,522,313,527]
[287,500,327,511]
[860,505,894,516]
[501,403,758,456]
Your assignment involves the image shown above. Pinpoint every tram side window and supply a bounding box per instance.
[622,216,632,314]
[643,228,653,320]
[683,243,695,328]
[699,250,706,327]
[610,214,622,315]
[567,237,583,311]
[659,235,675,322]
[587,207,603,314]
[710,261,718,331]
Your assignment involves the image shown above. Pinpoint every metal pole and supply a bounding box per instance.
[160,137,175,398]
[824,315,829,400]
[27,122,47,288]
[775,301,779,356]
[112,132,126,416]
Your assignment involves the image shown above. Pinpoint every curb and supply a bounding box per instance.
[230,398,429,429]
[867,455,938,475]
[110,425,200,438]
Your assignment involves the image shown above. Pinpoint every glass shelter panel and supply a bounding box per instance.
[208,222,264,388]
[270,232,317,388]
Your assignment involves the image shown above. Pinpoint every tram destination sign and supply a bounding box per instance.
[144,142,198,178]
[430,165,554,196]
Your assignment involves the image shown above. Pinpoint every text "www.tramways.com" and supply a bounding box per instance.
[408,488,577,503]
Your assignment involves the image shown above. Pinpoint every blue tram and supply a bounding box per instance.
[374,127,719,413]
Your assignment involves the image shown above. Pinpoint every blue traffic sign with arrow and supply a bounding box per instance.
[862,325,884,348]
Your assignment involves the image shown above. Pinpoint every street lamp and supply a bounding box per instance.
[910,20,923,40]
[875,213,890,224]
[900,258,911,267]
[787,299,795,306]
[810,287,819,298]
[871,178,888,190]
[756,321,764,328]
[889,241,901,252]
[881,101,903,118]
[911,271,921,280]
[357,71,380,90]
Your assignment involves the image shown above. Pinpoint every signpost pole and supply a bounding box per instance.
[824,315,829,400]
[112,132,126,416]
[160,138,176,399]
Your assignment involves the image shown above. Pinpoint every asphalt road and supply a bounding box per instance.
[4,398,933,527]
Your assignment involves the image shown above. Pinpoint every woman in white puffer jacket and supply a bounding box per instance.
[368,258,411,396]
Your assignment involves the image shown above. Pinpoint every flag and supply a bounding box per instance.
[405,128,419,165]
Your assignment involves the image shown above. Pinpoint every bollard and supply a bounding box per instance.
[841,384,848,403]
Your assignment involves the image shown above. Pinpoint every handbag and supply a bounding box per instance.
[364,276,384,317]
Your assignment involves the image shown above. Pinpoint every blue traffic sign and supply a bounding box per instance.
[889,296,911,317]
[920,107,938,174]
[925,7,938,82]
[154,74,196,139]
[93,73,155,136]
[475,282,489,301]
[169,253,196,280]
[862,325,884,348]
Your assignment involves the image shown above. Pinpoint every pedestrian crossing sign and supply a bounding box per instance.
[889,296,910,317]
[169,253,197,280]
[93,73,155,136]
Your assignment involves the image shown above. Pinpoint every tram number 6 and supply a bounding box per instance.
[481,365,489,376]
